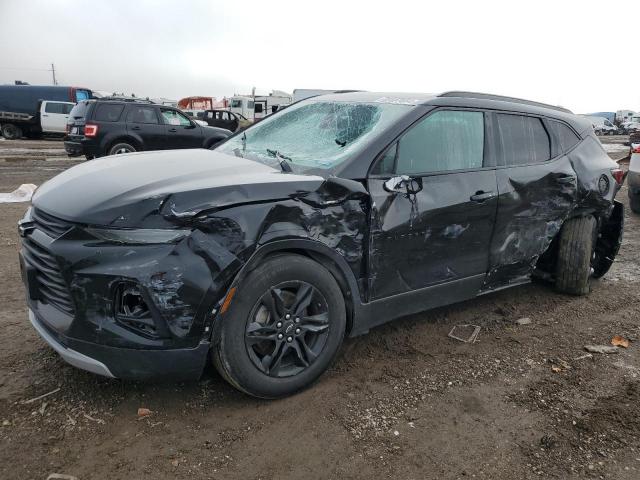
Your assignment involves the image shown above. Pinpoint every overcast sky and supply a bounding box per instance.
[1,0,638,113]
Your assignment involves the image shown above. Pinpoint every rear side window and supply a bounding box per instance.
[126,106,159,124]
[94,104,125,122]
[549,121,581,152]
[395,110,485,174]
[497,114,550,166]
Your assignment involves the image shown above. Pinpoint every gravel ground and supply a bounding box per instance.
[0,139,638,480]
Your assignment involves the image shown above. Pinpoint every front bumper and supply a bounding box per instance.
[29,308,211,380]
[19,209,240,381]
[29,309,114,377]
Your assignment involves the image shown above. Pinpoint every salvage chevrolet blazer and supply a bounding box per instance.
[19,91,625,398]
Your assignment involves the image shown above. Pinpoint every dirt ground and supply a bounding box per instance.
[0,138,639,480]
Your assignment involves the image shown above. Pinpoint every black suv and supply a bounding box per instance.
[64,98,231,159]
[21,91,624,399]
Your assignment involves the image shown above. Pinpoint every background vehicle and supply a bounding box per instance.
[22,91,624,399]
[584,115,618,135]
[200,109,251,132]
[63,98,231,159]
[0,84,92,139]
[229,90,292,120]
[626,122,640,134]
[181,110,206,119]
[629,145,640,213]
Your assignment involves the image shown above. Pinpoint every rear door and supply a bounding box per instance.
[125,105,165,151]
[160,108,203,148]
[367,109,499,300]
[40,101,74,133]
[483,112,578,290]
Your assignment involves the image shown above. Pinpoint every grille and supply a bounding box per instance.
[21,237,75,315]
[32,208,74,239]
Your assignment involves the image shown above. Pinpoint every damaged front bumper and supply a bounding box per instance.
[28,308,210,380]
[19,209,239,380]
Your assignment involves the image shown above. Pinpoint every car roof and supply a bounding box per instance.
[309,91,437,105]
[313,90,589,134]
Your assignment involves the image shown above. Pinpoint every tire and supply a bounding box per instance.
[1,123,22,140]
[630,193,640,214]
[108,142,136,156]
[555,216,596,295]
[213,254,346,399]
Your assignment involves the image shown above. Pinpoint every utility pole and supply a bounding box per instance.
[51,63,57,85]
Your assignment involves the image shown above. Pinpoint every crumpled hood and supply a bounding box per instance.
[33,149,324,227]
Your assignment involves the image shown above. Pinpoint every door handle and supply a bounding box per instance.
[557,175,576,184]
[470,191,496,202]
[131,126,141,131]
[168,128,177,132]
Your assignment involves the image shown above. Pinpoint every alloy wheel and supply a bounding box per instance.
[244,281,330,378]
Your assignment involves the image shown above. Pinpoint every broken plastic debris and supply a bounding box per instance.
[611,335,630,348]
[137,407,152,417]
[584,345,619,354]
[0,183,37,203]
[448,324,481,343]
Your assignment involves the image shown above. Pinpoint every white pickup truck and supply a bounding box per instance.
[0,100,74,139]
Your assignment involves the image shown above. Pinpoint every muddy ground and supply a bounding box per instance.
[0,138,639,480]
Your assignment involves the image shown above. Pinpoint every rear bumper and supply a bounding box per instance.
[63,139,100,158]
[29,308,211,381]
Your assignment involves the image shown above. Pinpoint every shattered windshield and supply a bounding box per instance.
[216,101,410,170]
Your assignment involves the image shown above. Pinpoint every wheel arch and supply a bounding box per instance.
[535,202,621,279]
[104,135,143,155]
[219,239,363,336]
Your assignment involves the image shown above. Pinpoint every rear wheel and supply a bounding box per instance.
[108,142,136,156]
[213,254,346,399]
[555,216,596,295]
[1,123,22,139]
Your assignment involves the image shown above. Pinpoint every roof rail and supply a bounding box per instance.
[97,96,155,104]
[437,91,572,114]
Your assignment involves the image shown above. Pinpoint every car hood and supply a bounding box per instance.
[33,149,324,227]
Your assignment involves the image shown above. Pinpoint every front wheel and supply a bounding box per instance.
[213,254,346,399]
[555,216,596,295]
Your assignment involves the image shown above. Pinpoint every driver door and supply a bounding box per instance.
[161,109,202,148]
[367,109,498,300]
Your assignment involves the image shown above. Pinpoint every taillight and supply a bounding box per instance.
[632,145,640,154]
[611,168,625,186]
[84,124,98,137]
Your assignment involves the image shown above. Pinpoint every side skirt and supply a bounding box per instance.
[349,274,486,337]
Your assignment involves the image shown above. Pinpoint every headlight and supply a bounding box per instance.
[87,227,191,245]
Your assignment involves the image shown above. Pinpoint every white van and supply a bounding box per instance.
[584,116,618,136]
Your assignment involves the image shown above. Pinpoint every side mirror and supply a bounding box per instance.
[383,175,423,194]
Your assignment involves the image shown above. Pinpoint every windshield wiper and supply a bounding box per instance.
[266,148,293,173]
